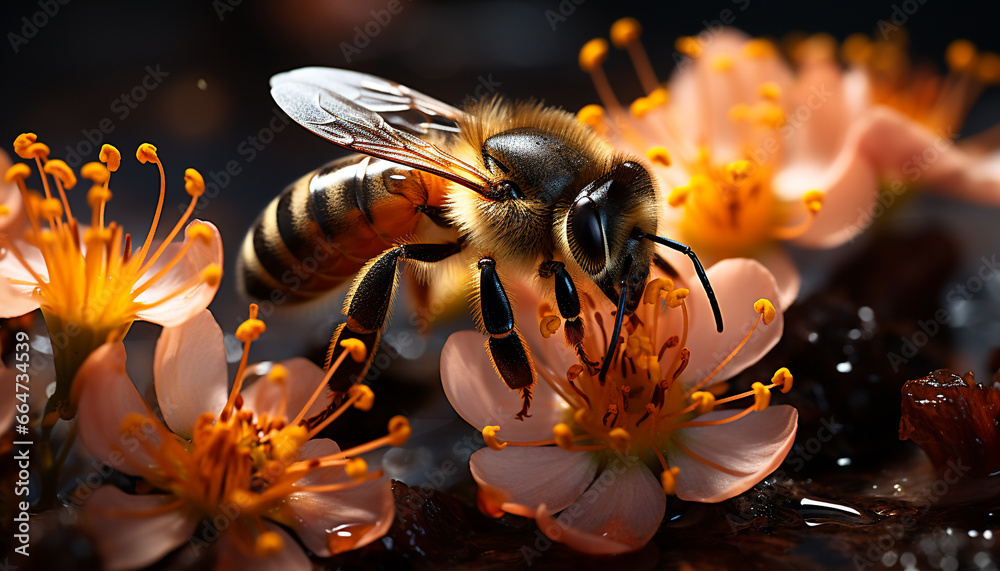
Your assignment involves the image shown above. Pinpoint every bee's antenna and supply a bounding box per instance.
[633,229,724,333]
[598,256,632,385]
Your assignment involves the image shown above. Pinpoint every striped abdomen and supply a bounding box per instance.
[238,155,445,302]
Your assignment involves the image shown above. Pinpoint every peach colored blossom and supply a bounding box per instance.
[442,258,797,554]
[75,308,405,570]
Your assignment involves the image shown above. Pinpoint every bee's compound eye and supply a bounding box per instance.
[570,195,606,272]
[490,180,525,200]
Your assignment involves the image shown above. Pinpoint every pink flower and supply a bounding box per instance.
[74,306,409,570]
[0,135,223,418]
[577,21,1000,310]
[442,258,797,554]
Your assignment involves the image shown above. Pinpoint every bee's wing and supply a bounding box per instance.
[271,68,489,193]
[271,67,464,136]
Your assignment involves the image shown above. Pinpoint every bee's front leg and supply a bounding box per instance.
[538,261,596,369]
[478,256,536,420]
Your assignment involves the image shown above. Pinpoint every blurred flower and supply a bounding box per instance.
[0,149,26,235]
[74,305,408,570]
[578,20,1000,309]
[0,134,222,419]
[442,258,797,554]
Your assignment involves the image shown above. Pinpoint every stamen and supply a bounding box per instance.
[686,300,769,397]
[345,458,368,480]
[608,427,630,454]
[646,146,671,167]
[539,313,561,338]
[690,391,716,415]
[610,17,660,94]
[660,466,680,495]
[553,423,574,450]
[579,38,625,114]
[133,143,165,269]
[772,191,823,240]
[483,425,506,450]
[773,367,793,393]
[254,530,284,557]
[753,298,776,325]
[292,340,368,428]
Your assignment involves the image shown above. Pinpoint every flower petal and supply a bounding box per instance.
[134,220,223,327]
[535,457,665,554]
[668,404,798,502]
[470,446,596,513]
[154,308,229,438]
[0,275,39,318]
[681,258,784,387]
[441,330,565,442]
[240,358,331,422]
[755,247,801,311]
[85,486,197,571]
[215,520,311,571]
[0,150,26,236]
[282,438,394,557]
[76,342,161,476]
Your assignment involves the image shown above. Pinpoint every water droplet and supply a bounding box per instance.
[797,497,869,527]
[836,361,852,373]
[327,523,376,554]
[837,457,852,467]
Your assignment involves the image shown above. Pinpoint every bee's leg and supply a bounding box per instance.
[478,256,536,420]
[537,261,596,368]
[325,242,462,392]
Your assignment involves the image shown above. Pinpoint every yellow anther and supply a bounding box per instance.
[553,423,574,450]
[728,103,751,121]
[755,103,786,128]
[81,162,110,184]
[271,425,308,463]
[339,338,368,363]
[690,391,716,415]
[752,382,771,411]
[725,160,753,184]
[711,55,734,72]
[754,298,776,325]
[647,87,669,107]
[539,314,561,339]
[676,36,702,57]
[629,96,656,119]
[772,367,793,393]
[349,384,375,411]
[235,318,266,343]
[266,363,288,384]
[625,335,653,359]
[254,531,284,557]
[946,39,977,72]
[83,227,113,247]
[388,416,411,446]
[13,133,37,159]
[643,277,673,305]
[100,144,121,172]
[803,190,824,214]
[200,264,223,287]
[119,412,150,434]
[576,104,605,127]
[5,163,31,184]
[742,38,776,59]
[667,185,691,207]
[25,142,50,160]
[661,466,681,495]
[185,222,214,244]
[758,82,781,101]
[572,408,587,428]
[841,34,872,65]
[482,425,507,451]
[0,206,8,217]
[608,428,631,454]
[40,197,63,219]
[346,458,369,480]
[136,143,159,164]
[182,168,205,197]
[666,288,689,308]
[43,159,77,189]
[646,146,671,167]
[579,38,610,72]
[610,17,641,48]
[975,52,1000,84]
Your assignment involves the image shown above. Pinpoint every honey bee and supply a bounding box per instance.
[238,67,722,419]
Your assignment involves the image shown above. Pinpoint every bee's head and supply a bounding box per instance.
[558,159,658,315]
